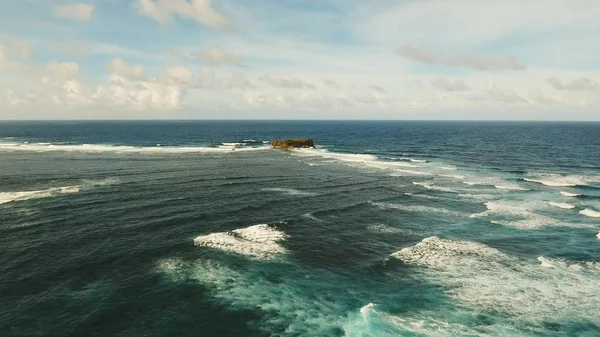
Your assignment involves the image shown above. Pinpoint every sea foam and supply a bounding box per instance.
[470,201,588,229]
[262,187,317,196]
[524,173,600,187]
[580,209,600,218]
[560,191,580,197]
[0,142,270,153]
[391,237,600,324]
[193,224,288,260]
[0,186,80,205]
[548,202,576,209]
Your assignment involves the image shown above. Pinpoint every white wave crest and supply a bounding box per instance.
[193,224,288,260]
[548,202,575,210]
[366,224,404,234]
[391,236,600,324]
[0,142,270,153]
[438,174,465,179]
[262,187,317,196]
[580,209,600,218]
[412,181,457,193]
[560,191,580,197]
[400,157,427,163]
[470,201,589,229]
[371,202,464,217]
[0,186,80,205]
[494,184,529,191]
[524,173,600,187]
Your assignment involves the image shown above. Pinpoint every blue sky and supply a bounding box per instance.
[0,0,599,120]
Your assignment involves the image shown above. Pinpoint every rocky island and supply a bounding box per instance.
[271,138,315,149]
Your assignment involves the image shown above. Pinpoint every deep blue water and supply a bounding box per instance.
[0,121,599,336]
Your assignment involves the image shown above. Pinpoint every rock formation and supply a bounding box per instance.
[271,138,315,149]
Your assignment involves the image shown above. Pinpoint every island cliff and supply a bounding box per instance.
[271,138,315,149]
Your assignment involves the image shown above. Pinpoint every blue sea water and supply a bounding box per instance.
[0,121,599,337]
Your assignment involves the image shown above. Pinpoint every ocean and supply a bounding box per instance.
[0,121,599,337]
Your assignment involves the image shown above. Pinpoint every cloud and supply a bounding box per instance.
[135,0,233,29]
[546,77,600,91]
[193,48,242,66]
[54,4,95,22]
[46,62,80,81]
[485,81,527,104]
[398,44,525,71]
[108,58,145,80]
[0,42,31,71]
[2,90,37,107]
[217,72,254,90]
[261,73,313,89]
[369,85,386,93]
[321,78,340,89]
[42,58,197,109]
[431,78,470,91]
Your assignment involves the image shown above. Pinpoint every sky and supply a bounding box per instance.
[0,0,599,120]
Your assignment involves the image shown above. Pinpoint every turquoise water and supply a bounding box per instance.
[0,121,599,336]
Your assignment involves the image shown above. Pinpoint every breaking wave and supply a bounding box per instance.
[470,201,589,229]
[391,236,600,325]
[371,202,464,217]
[0,142,270,153]
[524,173,600,187]
[262,188,317,196]
[0,178,117,205]
[580,209,600,218]
[560,191,580,197]
[193,224,288,260]
[548,202,576,210]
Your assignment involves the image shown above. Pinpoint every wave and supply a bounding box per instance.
[243,139,257,142]
[470,201,589,229]
[494,184,529,191]
[302,213,324,222]
[193,224,288,260]
[462,177,528,191]
[0,142,270,153]
[366,224,404,234]
[560,191,580,197]
[291,149,432,177]
[221,142,247,146]
[580,209,600,218]
[404,192,443,200]
[548,202,576,210]
[437,174,465,179]
[524,173,600,187]
[412,182,457,193]
[371,202,464,216]
[0,186,80,205]
[399,157,428,163]
[391,236,600,324]
[262,188,317,196]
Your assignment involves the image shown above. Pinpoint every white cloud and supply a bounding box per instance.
[194,48,242,66]
[546,77,600,91]
[399,44,525,71]
[46,62,80,81]
[485,81,528,104]
[261,73,314,89]
[108,58,145,80]
[135,0,233,29]
[0,42,31,71]
[54,4,95,22]
[321,78,340,89]
[431,78,470,91]
[217,72,254,90]
[370,85,386,93]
